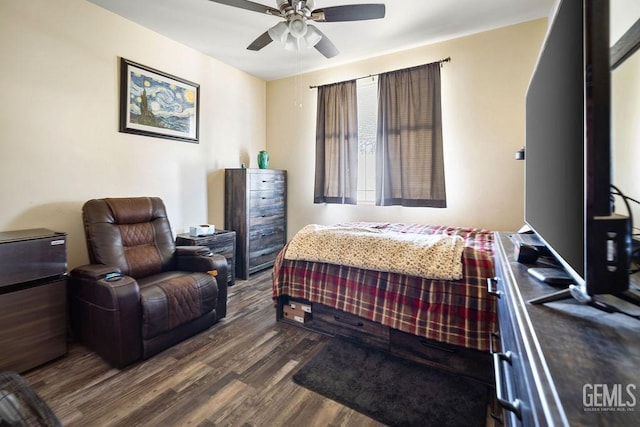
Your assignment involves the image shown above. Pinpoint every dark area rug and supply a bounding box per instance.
[293,338,489,427]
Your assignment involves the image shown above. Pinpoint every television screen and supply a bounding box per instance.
[525,0,630,297]
[525,0,586,285]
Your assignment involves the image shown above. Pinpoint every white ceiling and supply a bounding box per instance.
[87,0,556,81]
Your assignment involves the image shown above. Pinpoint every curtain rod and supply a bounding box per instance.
[309,56,451,89]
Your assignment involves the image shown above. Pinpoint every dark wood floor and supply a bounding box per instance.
[24,270,383,426]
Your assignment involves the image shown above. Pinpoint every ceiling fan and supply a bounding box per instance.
[208,0,386,58]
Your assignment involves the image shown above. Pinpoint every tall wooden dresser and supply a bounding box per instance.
[224,168,287,279]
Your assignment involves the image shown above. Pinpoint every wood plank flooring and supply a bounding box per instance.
[23,271,383,426]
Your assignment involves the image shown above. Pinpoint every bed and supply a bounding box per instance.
[272,222,498,380]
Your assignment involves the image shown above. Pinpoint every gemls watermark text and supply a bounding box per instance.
[583,384,637,412]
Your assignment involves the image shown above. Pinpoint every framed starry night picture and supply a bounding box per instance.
[119,58,200,143]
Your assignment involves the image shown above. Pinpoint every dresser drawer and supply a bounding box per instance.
[249,224,285,249]
[310,303,390,350]
[248,221,285,270]
[249,173,286,192]
[249,190,285,209]
[248,246,283,269]
[390,329,491,383]
[492,250,539,426]
[249,208,285,228]
[248,246,282,272]
[494,311,531,425]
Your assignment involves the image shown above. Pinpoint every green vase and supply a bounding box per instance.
[257,150,269,169]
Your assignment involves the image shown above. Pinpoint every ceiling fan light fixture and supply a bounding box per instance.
[284,34,299,51]
[305,0,315,12]
[267,21,289,44]
[304,25,322,47]
[288,15,307,38]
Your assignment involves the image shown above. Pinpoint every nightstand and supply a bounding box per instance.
[176,230,236,286]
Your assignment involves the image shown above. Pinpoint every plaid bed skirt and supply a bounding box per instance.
[272,223,497,352]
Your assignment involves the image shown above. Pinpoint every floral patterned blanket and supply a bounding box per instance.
[284,224,465,280]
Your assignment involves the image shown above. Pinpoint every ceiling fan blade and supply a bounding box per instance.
[247,31,274,51]
[208,0,281,16]
[310,26,339,58]
[312,4,385,22]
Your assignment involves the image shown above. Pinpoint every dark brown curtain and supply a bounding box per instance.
[314,80,358,204]
[375,63,446,207]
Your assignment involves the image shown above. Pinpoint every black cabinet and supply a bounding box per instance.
[0,229,67,373]
[176,230,236,286]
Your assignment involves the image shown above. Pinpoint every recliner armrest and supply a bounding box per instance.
[70,263,122,281]
[69,264,142,368]
[175,246,225,274]
[175,245,212,257]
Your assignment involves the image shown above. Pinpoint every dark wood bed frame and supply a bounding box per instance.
[275,295,492,384]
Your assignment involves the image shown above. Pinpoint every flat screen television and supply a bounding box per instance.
[524,0,631,302]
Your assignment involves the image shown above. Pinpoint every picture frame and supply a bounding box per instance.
[119,58,200,143]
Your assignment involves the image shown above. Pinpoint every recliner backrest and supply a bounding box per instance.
[82,197,176,278]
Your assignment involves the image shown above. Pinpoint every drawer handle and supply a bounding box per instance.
[489,331,500,354]
[333,315,364,327]
[488,329,504,424]
[492,351,523,420]
[487,277,501,298]
[418,337,457,353]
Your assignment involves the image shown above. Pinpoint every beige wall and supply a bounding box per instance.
[612,50,640,221]
[0,0,266,268]
[266,19,547,238]
[0,0,547,268]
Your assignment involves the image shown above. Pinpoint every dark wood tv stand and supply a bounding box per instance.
[492,232,639,426]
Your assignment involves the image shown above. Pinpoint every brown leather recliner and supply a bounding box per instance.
[68,197,227,368]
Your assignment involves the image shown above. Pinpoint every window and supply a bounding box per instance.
[356,76,378,203]
[313,80,358,204]
[315,62,446,207]
[376,63,446,207]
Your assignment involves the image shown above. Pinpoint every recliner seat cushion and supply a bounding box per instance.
[139,272,218,339]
